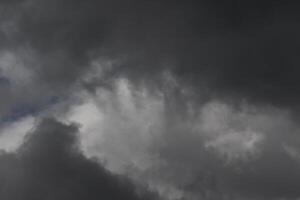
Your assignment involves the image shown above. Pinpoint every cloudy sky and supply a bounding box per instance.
[1,0,300,199]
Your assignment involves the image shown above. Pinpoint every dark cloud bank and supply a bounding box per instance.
[0,118,157,200]
[1,0,300,200]
[2,0,300,107]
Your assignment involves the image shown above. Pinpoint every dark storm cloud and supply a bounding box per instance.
[0,118,157,200]
[2,1,300,199]
[2,0,300,106]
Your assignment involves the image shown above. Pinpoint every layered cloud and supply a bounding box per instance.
[1,0,300,200]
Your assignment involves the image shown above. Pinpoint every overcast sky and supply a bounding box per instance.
[1,0,300,199]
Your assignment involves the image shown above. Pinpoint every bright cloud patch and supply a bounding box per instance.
[66,78,165,173]
[198,101,265,162]
[0,115,35,152]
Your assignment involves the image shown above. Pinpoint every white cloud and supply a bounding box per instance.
[197,101,266,162]
[205,129,263,162]
[65,78,165,173]
[0,116,35,152]
[59,71,299,199]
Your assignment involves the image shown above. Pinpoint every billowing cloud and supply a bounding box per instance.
[57,77,300,200]
[0,118,157,200]
[1,0,300,200]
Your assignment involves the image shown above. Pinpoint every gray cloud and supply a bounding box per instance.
[1,1,300,200]
[1,0,300,117]
[61,81,300,200]
[0,118,158,200]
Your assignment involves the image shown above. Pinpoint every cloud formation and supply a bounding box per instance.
[61,80,300,200]
[0,118,157,200]
[1,0,300,200]
[1,0,300,107]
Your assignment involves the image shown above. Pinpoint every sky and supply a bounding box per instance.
[1,0,300,199]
